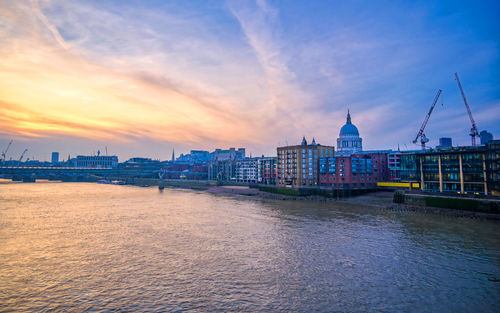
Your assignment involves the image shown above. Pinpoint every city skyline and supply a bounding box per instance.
[1,0,499,161]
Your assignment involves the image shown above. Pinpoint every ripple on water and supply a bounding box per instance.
[0,182,499,312]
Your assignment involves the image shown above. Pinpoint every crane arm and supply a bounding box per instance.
[455,73,477,133]
[413,89,442,143]
[19,149,28,162]
[2,140,13,161]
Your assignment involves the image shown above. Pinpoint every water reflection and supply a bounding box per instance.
[0,181,498,312]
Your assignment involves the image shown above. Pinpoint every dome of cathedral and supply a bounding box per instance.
[336,110,363,155]
[339,123,359,136]
[339,110,359,137]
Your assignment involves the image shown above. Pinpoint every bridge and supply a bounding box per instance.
[0,166,113,175]
[0,166,208,182]
[0,166,125,182]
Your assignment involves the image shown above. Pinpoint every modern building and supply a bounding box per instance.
[51,152,59,163]
[485,140,500,195]
[399,140,500,195]
[319,152,389,189]
[277,137,335,187]
[336,110,362,156]
[257,157,277,185]
[235,158,259,183]
[75,155,118,168]
[437,137,452,149]
[480,130,493,145]
[388,151,400,181]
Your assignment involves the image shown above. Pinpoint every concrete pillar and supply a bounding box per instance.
[482,153,488,195]
[419,156,424,191]
[438,155,443,192]
[459,154,464,194]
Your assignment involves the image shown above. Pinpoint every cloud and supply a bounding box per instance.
[0,0,498,160]
[0,0,274,151]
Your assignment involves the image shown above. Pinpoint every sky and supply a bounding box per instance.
[0,0,498,161]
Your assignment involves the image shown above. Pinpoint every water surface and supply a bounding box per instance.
[0,182,499,312]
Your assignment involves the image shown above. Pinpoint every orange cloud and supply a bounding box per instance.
[0,5,266,148]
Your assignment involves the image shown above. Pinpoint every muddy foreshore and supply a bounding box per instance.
[204,185,500,221]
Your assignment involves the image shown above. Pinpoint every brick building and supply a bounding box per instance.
[319,152,389,189]
[277,137,335,187]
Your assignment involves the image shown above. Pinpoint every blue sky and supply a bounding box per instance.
[0,0,498,161]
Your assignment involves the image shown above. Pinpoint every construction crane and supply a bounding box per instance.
[454,72,479,146]
[19,149,28,162]
[2,140,13,162]
[413,89,443,150]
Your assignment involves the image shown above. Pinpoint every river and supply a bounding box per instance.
[0,181,499,312]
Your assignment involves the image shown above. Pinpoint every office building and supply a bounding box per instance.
[400,140,500,195]
[51,152,59,163]
[437,137,452,149]
[480,131,493,145]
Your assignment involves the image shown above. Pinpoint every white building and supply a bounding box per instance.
[235,158,258,183]
[75,155,118,168]
[336,110,363,156]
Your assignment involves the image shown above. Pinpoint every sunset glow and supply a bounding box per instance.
[0,0,498,160]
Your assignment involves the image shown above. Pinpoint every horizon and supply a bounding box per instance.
[1,0,499,161]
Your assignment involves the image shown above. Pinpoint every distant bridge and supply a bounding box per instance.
[0,166,207,182]
[0,166,114,175]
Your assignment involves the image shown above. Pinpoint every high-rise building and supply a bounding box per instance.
[438,137,452,148]
[277,137,335,187]
[51,152,59,163]
[480,130,493,145]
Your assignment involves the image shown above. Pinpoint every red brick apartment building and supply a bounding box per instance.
[319,152,389,189]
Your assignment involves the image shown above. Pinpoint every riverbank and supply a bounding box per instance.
[205,185,500,220]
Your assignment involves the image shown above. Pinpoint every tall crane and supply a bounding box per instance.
[19,149,28,162]
[413,89,443,150]
[2,140,13,162]
[454,72,479,146]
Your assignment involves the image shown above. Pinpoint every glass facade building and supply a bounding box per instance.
[399,140,499,195]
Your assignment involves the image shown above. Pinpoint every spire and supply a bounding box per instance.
[172,148,175,162]
[301,136,307,146]
[311,137,317,145]
[346,109,351,124]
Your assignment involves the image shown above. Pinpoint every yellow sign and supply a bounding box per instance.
[377,182,420,188]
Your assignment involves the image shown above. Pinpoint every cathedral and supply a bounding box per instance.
[336,110,362,156]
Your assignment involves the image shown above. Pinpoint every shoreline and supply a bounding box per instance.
[2,179,499,220]
[204,185,500,221]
